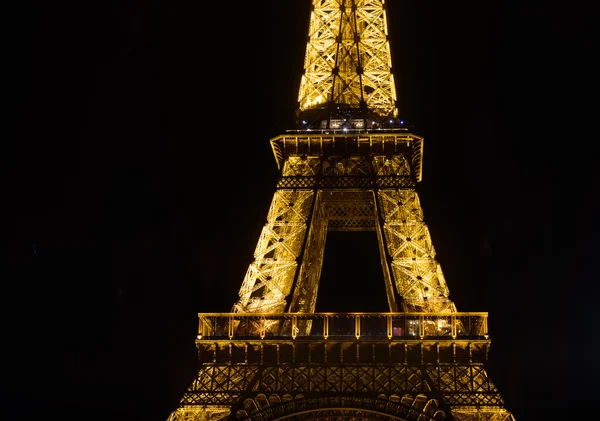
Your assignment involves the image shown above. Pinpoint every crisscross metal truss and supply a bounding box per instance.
[233,149,453,314]
[232,184,455,314]
[233,183,455,313]
[174,362,509,417]
[178,363,507,405]
[378,189,455,313]
[233,189,316,314]
[166,392,513,421]
[298,0,397,118]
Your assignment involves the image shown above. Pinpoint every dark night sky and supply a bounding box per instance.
[4,1,597,420]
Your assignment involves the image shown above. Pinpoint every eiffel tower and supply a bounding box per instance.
[166,1,515,420]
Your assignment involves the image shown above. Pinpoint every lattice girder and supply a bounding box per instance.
[373,155,412,176]
[288,191,328,313]
[170,337,510,421]
[180,363,505,399]
[378,190,425,224]
[233,169,456,314]
[269,134,422,182]
[282,156,321,177]
[376,189,454,312]
[234,190,315,313]
[323,156,371,176]
[299,0,397,118]
[265,190,314,225]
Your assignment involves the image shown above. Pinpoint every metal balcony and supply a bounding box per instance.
[197,312,489,342]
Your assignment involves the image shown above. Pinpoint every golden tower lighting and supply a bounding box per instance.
[166,1,516,420]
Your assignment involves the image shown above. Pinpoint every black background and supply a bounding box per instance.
[4,1,597,420]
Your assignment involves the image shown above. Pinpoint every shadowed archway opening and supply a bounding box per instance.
[316,231,389,313]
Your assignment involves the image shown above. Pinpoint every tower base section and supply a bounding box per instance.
[167,338,515,421]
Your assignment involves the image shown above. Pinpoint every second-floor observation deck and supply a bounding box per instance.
[270,126,424,184]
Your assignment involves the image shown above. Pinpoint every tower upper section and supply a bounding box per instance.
[297,0,398,130]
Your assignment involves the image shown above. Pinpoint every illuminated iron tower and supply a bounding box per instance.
[167,1,516,420]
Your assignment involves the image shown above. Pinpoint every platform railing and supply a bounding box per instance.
[284,127,411,135]
[197,312,488,341]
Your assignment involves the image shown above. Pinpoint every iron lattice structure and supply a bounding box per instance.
[166,1,515,421]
